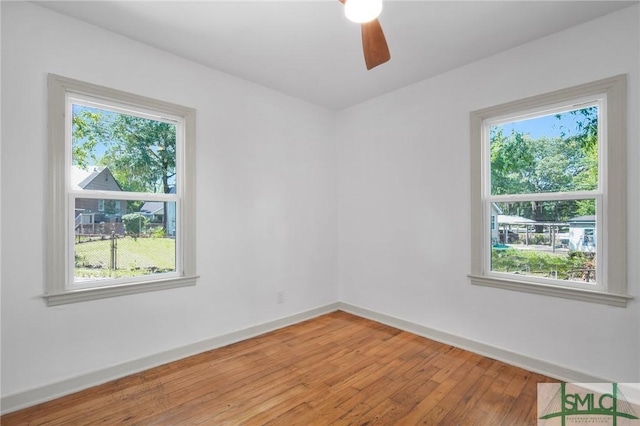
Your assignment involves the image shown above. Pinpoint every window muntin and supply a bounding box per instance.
[46,74,197,305]
[469,75,630,307]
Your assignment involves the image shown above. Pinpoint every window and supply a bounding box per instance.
[469,75,631,307]
[46,74,197,305]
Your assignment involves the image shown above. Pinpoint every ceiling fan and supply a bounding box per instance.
[339,0,390,70]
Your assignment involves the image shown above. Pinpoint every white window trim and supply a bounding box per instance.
[469,75,631,307]
[46,74,198,306]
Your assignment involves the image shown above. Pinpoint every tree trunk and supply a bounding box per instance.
[532,201,544,233]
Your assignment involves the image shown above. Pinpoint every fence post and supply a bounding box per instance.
[110,232,117,270]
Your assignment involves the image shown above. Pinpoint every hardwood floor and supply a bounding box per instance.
[1,311,556,425]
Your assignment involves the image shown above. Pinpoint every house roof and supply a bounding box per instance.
[71,165,123,191]
[71,166,104,190]
[140,201,164,216]
[497,215,536,225]
[568,215,596,224]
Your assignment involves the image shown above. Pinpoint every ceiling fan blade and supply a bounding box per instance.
[361,18,390,70]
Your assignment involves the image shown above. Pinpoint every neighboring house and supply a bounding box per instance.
[140,201,164,223]
[568,215,596,253]
[72,165,127,234]
[139,187,176,236]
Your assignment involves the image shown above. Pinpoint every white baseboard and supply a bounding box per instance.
[337,301,607,384]
[0,302,340,415]
[2,300,606,415]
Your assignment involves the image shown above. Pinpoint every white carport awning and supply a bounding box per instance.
[497,215,536,225]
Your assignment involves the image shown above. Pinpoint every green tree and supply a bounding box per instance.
[490,106,598,223]
[559,106,598,216]
[491,131,591,196]
[491,131,586,222]
[72,107,176,230]
[557,106,598,151]
[98,114,176,195]
[72,109,104,169]
[122,213,149,237]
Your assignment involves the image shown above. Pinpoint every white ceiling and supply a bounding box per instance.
[34,0,638,110]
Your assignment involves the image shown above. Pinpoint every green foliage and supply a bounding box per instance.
[72,106,177,227]
[490,131,595,196]
[557,106,598,151]
[127,201,145,215]
[98,114,176,195]
[574,199,596,216]
[72,109,105,169]
[491,248,594,281]
[490,107,598,223]
[122,213,149,236]
[150,226,166,238]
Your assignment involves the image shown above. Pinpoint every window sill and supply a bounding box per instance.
[468,274,632,307]
[44,275,199,306]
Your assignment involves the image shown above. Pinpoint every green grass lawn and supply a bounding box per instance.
[75,236,175,280]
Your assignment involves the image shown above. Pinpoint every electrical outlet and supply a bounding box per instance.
[277,290,285,304]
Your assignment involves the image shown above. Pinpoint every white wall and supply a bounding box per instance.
[1,1,337,398]
[337,6,639,382]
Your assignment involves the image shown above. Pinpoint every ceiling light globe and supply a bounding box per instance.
[345,0,382,24]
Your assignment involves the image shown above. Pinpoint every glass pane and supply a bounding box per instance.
[72,104,177,194]
[490,106,598,195]
[490,200,596,284]
[74,198,177,282]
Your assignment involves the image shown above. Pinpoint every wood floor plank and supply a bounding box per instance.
[437,364,500,425]
[415,361,486,424]
[1,311,559,425]
[502,372,555,426]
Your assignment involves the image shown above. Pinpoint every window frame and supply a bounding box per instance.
[46,74,198,306]
[469,75,631,307]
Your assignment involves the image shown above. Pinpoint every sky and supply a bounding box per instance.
[494,106,596,140]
